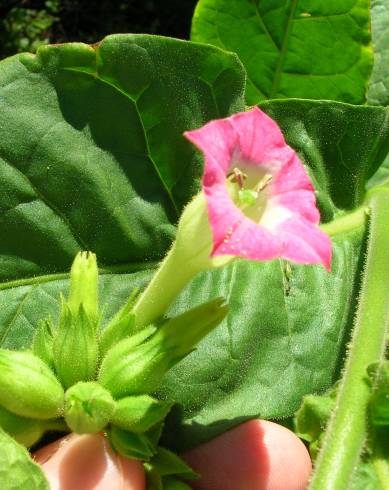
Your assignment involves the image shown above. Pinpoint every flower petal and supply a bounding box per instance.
[184,108,332,270]
[229,107,289,164]
[276,219,332,271]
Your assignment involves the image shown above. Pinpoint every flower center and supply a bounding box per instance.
[227,165,272,223]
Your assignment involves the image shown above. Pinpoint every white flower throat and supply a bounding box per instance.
[227,165,273,223]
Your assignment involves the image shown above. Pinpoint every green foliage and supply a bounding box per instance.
[0,37,388,455]
[0,1,60,58]
[191,0,373,105]
[295,390,336,459]
[0,427,49,490]
[368,0,389,105]
[160,100,389,449]
[0,1,198,60]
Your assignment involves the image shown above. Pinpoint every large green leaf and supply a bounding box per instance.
[160,100,389,450]
[368,0,389,106]
[0,34,245,284]
[191,0,373,105]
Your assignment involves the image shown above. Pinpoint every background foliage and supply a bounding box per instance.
[0,0,197,59]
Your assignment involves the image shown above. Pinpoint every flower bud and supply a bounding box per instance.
[151,297,228,359]
[99,298,228,398]
[53,303,99,389]
[112,395,172,433]
[32,319,54,369]
[0,405,45,447]
[0,349,64,419]
[68,251,99,323]
[64,381,115,434]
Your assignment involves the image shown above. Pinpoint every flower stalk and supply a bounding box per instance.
[309,188,389,489]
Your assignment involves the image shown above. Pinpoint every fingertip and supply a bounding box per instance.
[34,433,146,490]
[183,419,311,490]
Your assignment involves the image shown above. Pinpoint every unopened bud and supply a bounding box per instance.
[64,382,115,434]
[99,299,227,398]
[151,297,228,359]
[0,405,45,447]
[53,304,99,389]
[68,251,99,322]
[112,395,172,433]
[0,349,64,419]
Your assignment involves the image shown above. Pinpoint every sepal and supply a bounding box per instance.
[99,288,139,357]
[32,319,55,370]
[108,426,156,460]
[112,395,172,433]
[64,382,115,434]
[0,405,45,447]
[99,299,227,398]
[53,303,99,389]
[0,349,64,419]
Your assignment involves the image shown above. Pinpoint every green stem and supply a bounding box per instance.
[320,206,367,237]
[131,243,202,329]
[309,189,389,489]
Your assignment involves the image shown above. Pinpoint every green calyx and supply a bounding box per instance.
[0,349,64,420]
[64,382,115,434]
[112,395,173,433]
[53,303,99,389]
[0,249,227,482]
[98,298,228,398]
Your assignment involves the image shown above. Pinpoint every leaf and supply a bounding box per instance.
[159,100,389,450]
[0,34,245,284]
[368,360,389,427]
[108,426,156,460]
[191,0,373,104]
[150,446,199,479]
[368,0,389,106]
[0,33,245,348]
[0,427,49,489]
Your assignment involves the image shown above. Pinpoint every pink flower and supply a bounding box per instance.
[184,108,332,270]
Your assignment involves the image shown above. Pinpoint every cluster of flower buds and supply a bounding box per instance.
[0,251,228,488]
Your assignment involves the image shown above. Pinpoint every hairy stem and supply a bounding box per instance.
[320,206,367,237]
[131,243,202,329]
[309,188,389,489]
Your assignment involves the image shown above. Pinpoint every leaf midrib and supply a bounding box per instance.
[269,0,298,98]
[64,67,180,218]
[0,261,159,291]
